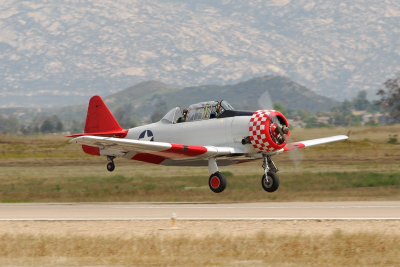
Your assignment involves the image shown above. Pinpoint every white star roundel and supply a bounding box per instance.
[138,130,154,141]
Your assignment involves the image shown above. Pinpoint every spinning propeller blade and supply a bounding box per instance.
[258,90,302,166]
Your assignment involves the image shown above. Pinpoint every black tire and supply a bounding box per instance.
[261,171,279,192]
[107,162,115,172]
[208,172,227,193]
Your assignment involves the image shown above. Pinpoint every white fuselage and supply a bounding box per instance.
[126,115,254,155]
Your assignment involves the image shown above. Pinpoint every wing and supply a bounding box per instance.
[276,135,348,154]
[69,136,236,160]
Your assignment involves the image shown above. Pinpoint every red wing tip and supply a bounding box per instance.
[283,142,305,151]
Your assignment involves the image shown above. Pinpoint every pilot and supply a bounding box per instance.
[177,108,188,123]
[210,102,222,118]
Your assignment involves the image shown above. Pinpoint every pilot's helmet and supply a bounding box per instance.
[182,108,188,115]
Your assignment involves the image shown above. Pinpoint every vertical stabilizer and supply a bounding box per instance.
[67,95,127,156]
[84,95,123,134]
[67,95,127,138]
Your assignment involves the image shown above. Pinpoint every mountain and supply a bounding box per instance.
[1,76,337,128]
[104,75,337,119]
[165,76,336,113]
[1,1,399,108]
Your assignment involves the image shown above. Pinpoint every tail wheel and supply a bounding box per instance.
[107,162,115,172]
[262,171,279,192]
[208,172,227,193]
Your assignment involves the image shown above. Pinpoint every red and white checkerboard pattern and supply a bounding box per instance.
[249,110,276,153]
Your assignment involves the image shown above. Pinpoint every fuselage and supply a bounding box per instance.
[126,115,253,155]
[70,95,291,167]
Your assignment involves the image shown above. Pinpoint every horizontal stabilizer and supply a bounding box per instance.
[66,129,128,138]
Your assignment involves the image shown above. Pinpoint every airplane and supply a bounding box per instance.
[68,95,348,193]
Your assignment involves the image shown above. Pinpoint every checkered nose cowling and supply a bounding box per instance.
[248,110,290,153]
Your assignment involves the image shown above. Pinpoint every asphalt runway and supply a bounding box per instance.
[0,201,399,221]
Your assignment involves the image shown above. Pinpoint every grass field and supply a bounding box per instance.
[0,229,399,266]
[0,220,399,266]
[0,125,400,266]
[0,125,399,202]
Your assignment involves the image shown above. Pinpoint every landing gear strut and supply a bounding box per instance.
[261,155,280,192]
[106,156,115,172]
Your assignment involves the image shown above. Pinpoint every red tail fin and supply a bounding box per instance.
[67,95,127,138]
[85,95,121,133]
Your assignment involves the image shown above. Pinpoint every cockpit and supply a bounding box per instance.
[160,100,238,124]
[186,100,234,121]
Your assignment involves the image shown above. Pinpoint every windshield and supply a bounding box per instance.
[161,107,181,124]
[220,100,234,110]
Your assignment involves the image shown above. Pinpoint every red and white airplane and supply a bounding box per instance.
[68,96,348,193]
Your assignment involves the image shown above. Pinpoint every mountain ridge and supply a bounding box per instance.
[1,1,399,108]
[0,76,337,128]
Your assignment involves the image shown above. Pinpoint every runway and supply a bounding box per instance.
[0,201,399,221]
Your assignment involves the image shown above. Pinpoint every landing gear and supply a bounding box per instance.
[106,162,115,172]
[208,172,227,193]
[262,172,279,192]
[261,155,280,192]
[207,158,227,193]
[106,156,115,172]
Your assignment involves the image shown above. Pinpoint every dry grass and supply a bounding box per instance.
[0,125,399,202]
[0,220,398,266]
[0,127,399,265]
[0,230,399,266]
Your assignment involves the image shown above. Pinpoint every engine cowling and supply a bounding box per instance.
[248,110,290,153]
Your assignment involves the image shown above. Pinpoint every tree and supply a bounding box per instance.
[56,120,64,132]
[353,90,369,111]
[377,73,400,123]
[0,116,20,134]
[40,115,63,133]
[40,118,54,133]
[273,102,287,116]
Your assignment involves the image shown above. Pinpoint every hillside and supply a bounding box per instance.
[0,76,337,129]
[165,76,336,113]
[65,75,336,122]
[51,81,181,123]
[1,1,399,108]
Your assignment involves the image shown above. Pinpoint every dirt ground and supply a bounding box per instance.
[1,220,399,238]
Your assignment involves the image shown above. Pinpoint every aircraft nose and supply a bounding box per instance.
[248,110,289,153]
[249,110,272,152]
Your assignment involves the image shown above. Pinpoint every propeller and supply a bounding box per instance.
[258,90,274,110]
[258,90,302,168]
[258,90,288,145]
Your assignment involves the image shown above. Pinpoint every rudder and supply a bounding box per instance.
[67,95,127,156]
[85,96,121,133]
[83,95,127,137]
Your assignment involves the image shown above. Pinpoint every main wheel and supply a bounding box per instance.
[107,162,115,172]
[208,172,227,193]
[261,171,279,192]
